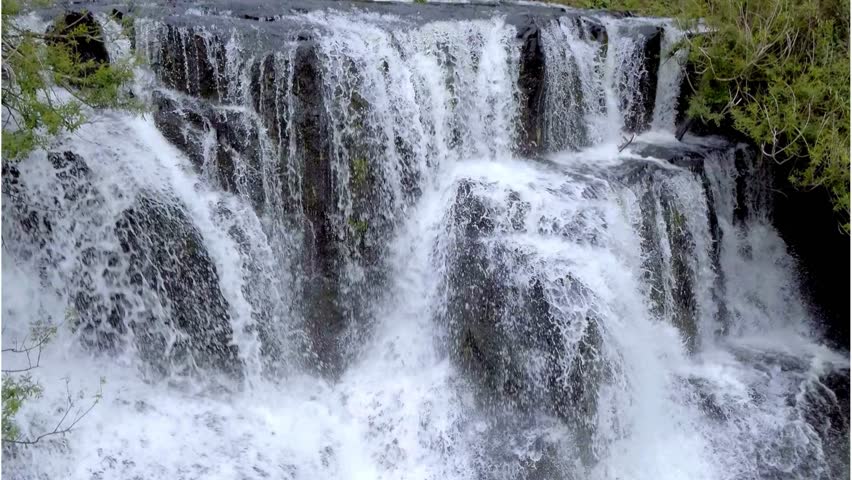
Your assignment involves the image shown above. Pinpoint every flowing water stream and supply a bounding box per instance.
[2,4,848,480]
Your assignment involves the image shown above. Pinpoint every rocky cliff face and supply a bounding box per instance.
[119,0,674,379]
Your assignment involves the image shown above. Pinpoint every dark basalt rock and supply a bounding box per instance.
[627,143,735,331]
[633,178,699,351]
[148,25,353,377]
[805,367,850,479]
[288,41,348,378]
[152,91,208,169]
[153,90,265,209]
[250,53,284,147]
[443,180,606,466]
[2,164,54,252]
[621,142,750,348]
[579,15,607,43]
[659,190,699,350]
[769,154,850,351]
[2,152,100,266]
[152,24,225,99]
[209,108,264,206]
[630,140,729,172]
[110,194,241,377]
[621,24,662,133]
[3,151,240,378]
[516,15,546,156]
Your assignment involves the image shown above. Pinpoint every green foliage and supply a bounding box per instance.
[1,319,55,443]
[681,0,850,231]
[2,313,104,446]
[552,0,850,231]
[1,375,43,441]
[566,0,670,15]
[2,0,140,160]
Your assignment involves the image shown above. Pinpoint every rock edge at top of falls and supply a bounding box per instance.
[57,0,602,27]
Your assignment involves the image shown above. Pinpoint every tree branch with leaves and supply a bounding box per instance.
[1,0,141,160]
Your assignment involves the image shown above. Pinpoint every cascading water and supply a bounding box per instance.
[2,3,848,480]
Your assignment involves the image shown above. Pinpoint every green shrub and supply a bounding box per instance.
[1,375,42,442]
[681,0,849,230]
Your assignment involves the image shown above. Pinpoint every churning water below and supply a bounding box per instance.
[2,6,848,480]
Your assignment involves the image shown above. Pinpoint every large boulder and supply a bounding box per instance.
[442,179,606,465]
[3,151,241,378]
[105,194,241,377]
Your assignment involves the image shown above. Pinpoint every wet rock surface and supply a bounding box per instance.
[442,180,606,465]
[112,194,241,377]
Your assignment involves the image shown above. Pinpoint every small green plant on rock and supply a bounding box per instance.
[351,156,369,190]
[348,217,369,238]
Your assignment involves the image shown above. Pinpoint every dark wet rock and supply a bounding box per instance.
[147,22,356,377]
[471,415,580,480]
[620,144,748,349]
[153,90,265,209]
[626,141,736,339]
[209,108,264,206]
[620,24,662,133]
[686,376,728,422]
[516,15,546,156]
[3,163,52,252]
[633,178,699,350]
[250,53,285,147]
[152,91,208,169]
[443,180,606,466]
[636,185,666,315]
[674,56,697,137]
[804,368,850,479]
[769,152,850,350]
[2,152,100,258]
[579,15,607,43]
[445,181,508,396]
[108,194,241,377]
[630,140,730,172]
[151,24,224,99]
[4,153,240,378]
[289,41,347,378]
[659,190,698,351]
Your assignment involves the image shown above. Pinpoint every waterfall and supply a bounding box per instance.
[3,3,847,480]
[651,22,688,133]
